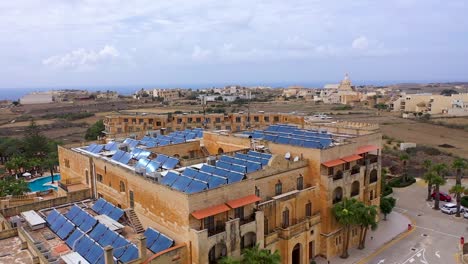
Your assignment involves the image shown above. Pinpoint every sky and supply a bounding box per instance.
[1,0,468,89]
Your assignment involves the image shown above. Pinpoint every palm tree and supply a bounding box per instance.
[399,154,410,183]
[332,198,359,258]
[423,160,432,172]
[423,171,437,201]
[453,159,467,186]
[449,184,467,217]
[356,204,378,249]
[432,163,448,179]
[432,175,446,210]
[242,244,281,264]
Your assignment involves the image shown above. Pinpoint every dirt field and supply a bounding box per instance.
[430,117,468,126]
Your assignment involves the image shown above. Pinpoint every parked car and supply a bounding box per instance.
[441,203,464,215]
[463,211,468,219]
[431,192,452,202]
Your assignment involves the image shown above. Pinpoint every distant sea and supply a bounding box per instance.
[0,80,439,101]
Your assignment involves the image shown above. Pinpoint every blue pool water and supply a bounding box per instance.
[28,174,61,192]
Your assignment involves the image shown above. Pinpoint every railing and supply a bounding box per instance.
[208,225,226,237]
[276,214,320,240]
[239,214,256,226]
[332,173,343,181]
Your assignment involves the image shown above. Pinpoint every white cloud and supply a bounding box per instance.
[352,36,369,50]
[42,45,120,69]
[191,45,212,60]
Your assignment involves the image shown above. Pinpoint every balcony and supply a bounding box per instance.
[332,171,343,181]
[208,225,226,237]
[277,214,320,240]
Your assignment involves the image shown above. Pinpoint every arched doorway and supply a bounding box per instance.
[292,243,302,264]
[241,232,256,250]
[351,181,360,197]
[208,242,227,264]
[332,187,343,204]
[218,148,224,154]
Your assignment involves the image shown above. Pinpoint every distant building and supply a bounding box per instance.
[20,92,54,105]
[316,74,362,104]
[152,89,180,101]
[390,93,468,116]
[95,91,119,100]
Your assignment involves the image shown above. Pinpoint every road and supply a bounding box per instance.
[367,179,467,264]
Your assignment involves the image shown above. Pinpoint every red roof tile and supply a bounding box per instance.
[356,145,379,154]
[191,204,230,220]
[226,195,261,209]
[341,154,362,162]
[322,159,345,167]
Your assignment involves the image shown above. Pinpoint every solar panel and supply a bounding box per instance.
[144,227,160,248]
[86,143,98,152]
[71,210,87,227]
[185,179,208,194]
[75,236,94,256]
[149,233,174,254]
[131,148,142,158]
[66,228,84,248]
[171,176,192,191]
[135,158,150,169]
[98,229,118,247]
[80,216,97,232]
[118,152,132,164]
[112,235,129,249]
[92,198,106,214]
[89,223,108,241]
[101,202,114,216]
[200,165,216,174]
[207,175,227,189]
[194,171,211,182]
[119,245,139,263]
[57,220,75,239]
[46,209,60,224]
[162,157,179,170]
[91,145,104,154]
[108,207,124,221]
[155,154,169,164]
[182,168,198,178]
[213,168,228,177]
[216,161,231,170]
[112,150,125,161]
[137,150,151,160]
[229,163,247,173]
[146,161,161,174]
[160,171,179,186]
[51,215,67,232]
[84,242,104,263]
[226,172,244,183]
[66,205,82,221]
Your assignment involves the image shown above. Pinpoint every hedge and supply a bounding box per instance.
[382,184,393,196]
[461,196,468,208]
[388,176,416,188]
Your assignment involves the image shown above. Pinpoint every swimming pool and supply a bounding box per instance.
[28,174,61,192]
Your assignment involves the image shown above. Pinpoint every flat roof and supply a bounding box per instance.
[21,210,46,226]
[61,252,90,264]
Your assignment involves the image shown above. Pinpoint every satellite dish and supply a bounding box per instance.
[293,156,299,162]
[285,152,291,160]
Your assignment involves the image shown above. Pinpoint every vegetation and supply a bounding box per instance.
[388,176,416,188]
[449,184,467,217]
[374,103,388,110]
[381,169,393,196]
[461,196,468,207]
[0,176,30,196]
[219,245,281,264]
[85,120,105,140]
[380,197,396,220]
[440,89,459,96]
[399,153,410,184]
[40,112,94,121]
[431,172,446,210]
[452,158,467,186]
[356,203,378,249]
[331,105,353,111]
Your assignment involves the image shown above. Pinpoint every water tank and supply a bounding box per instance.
[207,156,216,166]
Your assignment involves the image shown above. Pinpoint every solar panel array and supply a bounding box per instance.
[46,204,140,264]
[92,198,125,221]
[143,227,174,254]
[139,128,203,148]
[159,151,271,193]
[245,124,333,149]
[86,144,105,154]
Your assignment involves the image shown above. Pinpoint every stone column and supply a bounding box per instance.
[137,235,147,260]
[104,245,114,264]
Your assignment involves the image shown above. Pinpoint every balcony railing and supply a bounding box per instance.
[208,225,226,237]
[277,214,320,240]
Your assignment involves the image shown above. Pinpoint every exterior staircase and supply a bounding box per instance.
[201,146,210,156]
[125,208,144,233]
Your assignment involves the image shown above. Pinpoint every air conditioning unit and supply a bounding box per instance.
[206,156,216,166]
[119,144,129,152]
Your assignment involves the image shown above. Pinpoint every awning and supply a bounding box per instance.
[191,204,230,220]
[322,159,346,167]
[356,145,379,154]
[226,195,261,209]
[341,154,362,162]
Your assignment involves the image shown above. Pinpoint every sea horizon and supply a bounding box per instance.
[0,79,465,101]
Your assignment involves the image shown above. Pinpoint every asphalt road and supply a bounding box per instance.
[367,179,468,264]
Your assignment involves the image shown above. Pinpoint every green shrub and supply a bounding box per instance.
[461,196,468,207]
[382,184,393,196]
[388,176,416,188]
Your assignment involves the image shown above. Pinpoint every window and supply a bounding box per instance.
[236,117,241,123]
[274,116,279,122]
[282,208,289,228]
[370,190,374,200]
[234,207,244,220]
[123,118,128,123]
[132,118,136,124]
[345,162,350,170]
[225,126,231,130]
[297,175,304,190]
[264,116,270,122]
[139,119,144,124]
[333,187,343,204]
[177,118,182,124]
[104,166,107,174]
[156,121,161,126]
[188,118,193,123]
[215,117,221,123]
[117,128,122,133]
[254,116,259,122]
[64,159,70,168]
[275,181,282,195]
[97,174,103,182]
[255,186,260,198]
[204,216,215,233]
[264,217,269,235]
[305,202,312,217]
[119,181,126,192]
[196,117,201,123]
[370,169,378,183]
[351,181,360,196]
[328,167,334,176]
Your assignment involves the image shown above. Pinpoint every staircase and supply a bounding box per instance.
[125,208,144,233]
[201,146,210,156]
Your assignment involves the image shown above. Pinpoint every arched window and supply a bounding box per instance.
[173,154,180,158]
[282,208,290,228]
[333,187,343,204]
[351,181,360,196]
[119,181,126,192]
[370,169,378,183]
[255,186,260,198]
[305,202,312,217]
[370,190,374,200]
[297,174,304,190]
[334,170,343,180]
[275,181,283,195]
[218,148,224,154]
[351,164,360,174]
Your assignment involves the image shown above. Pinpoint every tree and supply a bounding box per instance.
[399,154,410,183]
[332,198,359,258]
[5,155,27,177]
[356,204,378,249]
[452,158,467,186]
[85,120,105,140]
[423,171,437,201]
[380,197,396,220]
[0,176,30,196]
[432,163,448,179]
[23,120,49,158]
[449,184,467,217]
[219,245,280,264]
[432,174,446,210]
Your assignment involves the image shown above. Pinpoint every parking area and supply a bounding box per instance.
[367,178,468,264]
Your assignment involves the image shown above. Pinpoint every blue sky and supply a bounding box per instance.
[1,0,467,89]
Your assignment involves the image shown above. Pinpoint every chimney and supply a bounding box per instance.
[104,246,114,264]
[138,235,147,260]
